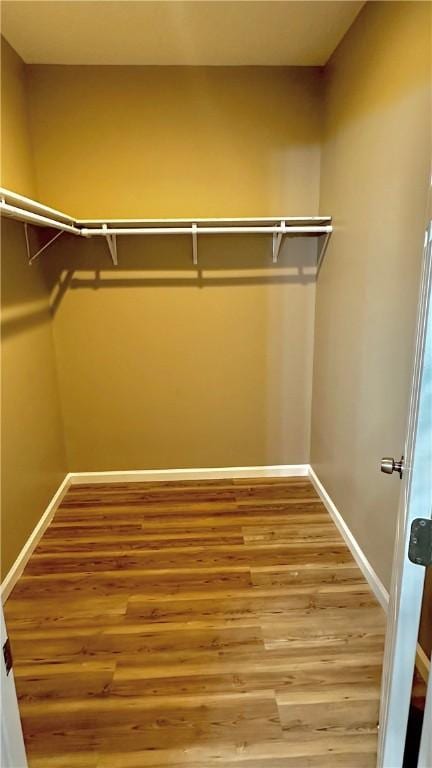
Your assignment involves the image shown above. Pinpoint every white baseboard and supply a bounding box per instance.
[308,465,389,611]
[1,473,71,603]
[67,464,310,485]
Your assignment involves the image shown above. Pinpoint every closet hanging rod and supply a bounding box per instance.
[78,215,332,225]
[80,224,332,236]
[0,187,332,235]
[0,187,75,224]
[0,200,81,234]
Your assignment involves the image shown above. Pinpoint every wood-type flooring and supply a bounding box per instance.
[4,477,386,767]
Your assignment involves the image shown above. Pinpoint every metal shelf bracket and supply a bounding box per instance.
[192,223,198,266]
[24,223,65,265]
[102,224,118,266]
[272,220,285,264]
[317,230,331,274]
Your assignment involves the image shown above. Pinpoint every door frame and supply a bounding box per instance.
[1,604,28,767]
[377,221,432,767]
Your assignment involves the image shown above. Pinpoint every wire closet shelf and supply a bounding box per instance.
[0,188,333,267]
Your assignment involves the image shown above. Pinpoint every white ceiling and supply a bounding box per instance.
[1,1,364,66]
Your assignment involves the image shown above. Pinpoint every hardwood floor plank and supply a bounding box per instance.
[111,651,383,697]
[30,752,99,768]
[11,625,264,667]
[48,510,330,532]
[24,543,354,575]
[243,519,336,535]
[14,661,115,699]
[53,501,324,523]
[276,684,380,739]
[35,531,245,553]
[11,567,253,599]
[19,691,281,743]
[250,561,364,587]
[126,584,379,623]
[93,736,378,767]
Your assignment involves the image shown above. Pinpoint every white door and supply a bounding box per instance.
[1,605,27,768]
[377,219,432,768]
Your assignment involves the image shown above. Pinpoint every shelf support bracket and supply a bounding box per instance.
[317,230,331,274]
[102,224,118,266]
[24,222,65,265]
[192,223,198,266]
[272,220,285,263]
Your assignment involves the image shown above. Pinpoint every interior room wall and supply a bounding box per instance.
[310,0,431,599]
[26,66,322,470]
[42,235,316,471]
[1,42,67,580]
[0,37,36,197]
[1,216,68,580]
[26,66,321,218]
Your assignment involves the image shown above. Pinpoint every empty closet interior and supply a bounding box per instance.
[1,1,431,766]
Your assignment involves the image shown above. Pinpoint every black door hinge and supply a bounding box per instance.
[3,636,13,675]
[408,518,432,567]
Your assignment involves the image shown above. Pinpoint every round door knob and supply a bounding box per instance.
[381,456,404,478]
[381,457,395,474]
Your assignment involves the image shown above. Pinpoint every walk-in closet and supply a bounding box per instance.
[1,2,431,767]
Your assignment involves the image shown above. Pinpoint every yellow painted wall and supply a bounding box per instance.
[1,218,68,579]
[43,235,317,470]
[1,42,67,579]
[310,1,431,591]
[24,66,322,470]
[0,37,36,197]
[26,66,321,218]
